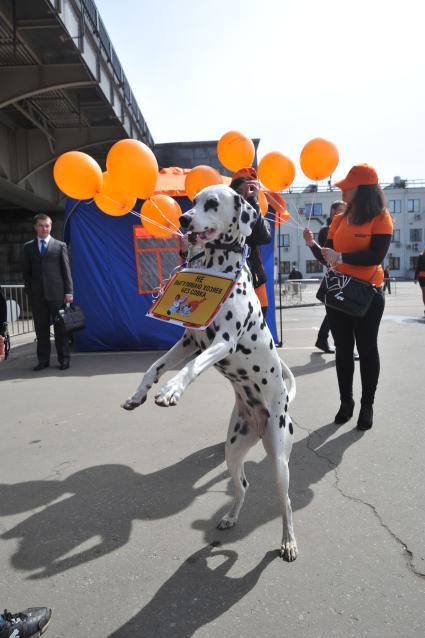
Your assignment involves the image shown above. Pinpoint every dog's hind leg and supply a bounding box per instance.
[262,416,298,562]
[122,336,200,410]
[217,405,258,530]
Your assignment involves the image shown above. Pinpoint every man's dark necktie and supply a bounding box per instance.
[40,239,47,256]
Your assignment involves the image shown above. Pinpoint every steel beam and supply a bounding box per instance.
[0,64,97,109]
[17,125,126,184]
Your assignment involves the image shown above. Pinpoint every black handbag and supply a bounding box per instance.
[316,269,378,318]
[55,303,86,333]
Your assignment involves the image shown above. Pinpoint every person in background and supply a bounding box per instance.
[312,200,346,353]
[230,168,272,317]
[383,265,391,294]
[0,607,51,637]
[414,247,425,315]
[303,164,393,430]
[288,264,302,280]
[23,214,73,371]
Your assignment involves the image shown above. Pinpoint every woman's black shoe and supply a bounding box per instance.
[334,400,355,424]
[357,405,373,430]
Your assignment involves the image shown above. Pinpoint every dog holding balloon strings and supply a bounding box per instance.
[122,184,298,561]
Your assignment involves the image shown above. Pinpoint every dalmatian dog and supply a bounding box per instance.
[122,184,298,561]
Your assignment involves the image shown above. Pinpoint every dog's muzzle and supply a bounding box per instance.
[179,214,192,229]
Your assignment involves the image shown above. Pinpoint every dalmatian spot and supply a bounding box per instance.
[218,256,224,265]
[232,217,237,223]
[236,321,241,330]
[254,383,261,393]
[224,265,234,273]
[234,194,241,209]
[240,423,249,435]
[234,423,240,432]
[253,365,260,372]
[230,435,237,444]
[237,368,247,376]
[251,334,257,341]
[262,378,268,385]
[223,332,230,341]
[289,422,294,435]
[269,339,274,349]
[270,367,275,373]
[279,415,286,428]
[242,479,248,488]
[241,211,250,224]
[284,403,288,412]
[183,338,191,347]
[236,344,252,355]
[206,326,215,340]
[204,198,219,212]
[236,288,242,294]
[225,311,233,320]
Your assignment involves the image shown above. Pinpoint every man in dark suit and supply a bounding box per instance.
[23,214,73,371]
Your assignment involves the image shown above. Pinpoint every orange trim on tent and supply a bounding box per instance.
[154,166,231,197]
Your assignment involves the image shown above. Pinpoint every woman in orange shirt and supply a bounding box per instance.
[303,164,393,430]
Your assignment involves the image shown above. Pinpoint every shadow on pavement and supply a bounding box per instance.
[108,545,277,638]
[1,423,362,581]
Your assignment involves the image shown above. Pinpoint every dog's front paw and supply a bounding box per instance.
[154,383,182,407]
[121,395,146,411]
[280,540,298,562]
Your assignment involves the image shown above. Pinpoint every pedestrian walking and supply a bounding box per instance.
[23,213,73,371]
[414,247,425,316]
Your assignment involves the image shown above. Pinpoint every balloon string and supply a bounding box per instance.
[90,193,184,237]
[263,190,305,229]
[147,196,183,235]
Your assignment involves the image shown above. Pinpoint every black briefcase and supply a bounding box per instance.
[55,303,86,333]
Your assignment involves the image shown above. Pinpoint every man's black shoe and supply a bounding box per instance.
[357,405,373,430]
[315,340,335,354]
[33,363,49,371]
[59,362,70,370]
[0,607,52,637]
[334,399,355,424]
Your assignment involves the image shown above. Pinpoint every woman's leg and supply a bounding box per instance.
[325,307,355,402]
[353,291,385,406]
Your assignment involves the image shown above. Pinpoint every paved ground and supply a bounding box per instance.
[1,283,424,637]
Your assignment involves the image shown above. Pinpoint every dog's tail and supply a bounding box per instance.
[280,358,296,403]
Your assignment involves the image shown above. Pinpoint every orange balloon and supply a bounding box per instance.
[276,209,290,226]
[184,165,222,201]
[300,138,339,181]
[258,190,268,216]
[141,195,182,238]
[258,152,295,191]
[106,139,158,199]
[94,172,136,216]
[53,151,103,200]
[217,131,255,172]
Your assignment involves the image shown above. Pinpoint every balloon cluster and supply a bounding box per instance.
[53,131,339,237]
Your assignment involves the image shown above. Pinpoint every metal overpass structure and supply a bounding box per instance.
[0,0,154,213]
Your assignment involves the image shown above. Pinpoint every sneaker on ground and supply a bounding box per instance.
[0,608,52,638]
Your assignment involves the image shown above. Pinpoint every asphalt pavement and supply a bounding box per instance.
[1,282,424,637]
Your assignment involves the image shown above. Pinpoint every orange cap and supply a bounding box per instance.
[231,167,258,182]
[335,164,379,190]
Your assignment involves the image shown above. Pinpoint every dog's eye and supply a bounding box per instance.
[204,198,219,212]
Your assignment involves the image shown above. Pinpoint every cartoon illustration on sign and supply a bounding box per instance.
[166,294,206,317]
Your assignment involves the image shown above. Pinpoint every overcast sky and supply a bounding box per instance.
[98,0,425,185]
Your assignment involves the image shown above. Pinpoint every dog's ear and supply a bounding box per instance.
[236,195,259,237]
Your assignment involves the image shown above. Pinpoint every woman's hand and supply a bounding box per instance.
[321,247,340,266]
[303,228,314,246]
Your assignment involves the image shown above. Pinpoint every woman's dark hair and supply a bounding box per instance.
[344,185,386,224]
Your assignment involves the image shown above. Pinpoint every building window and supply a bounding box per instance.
[410,229,423,242]
[279,261,291,274]
[279,234,290,247]
[388,256,400,270]
[306,260,323,274]
[410,256,418,270]
[388,199,401,213]
[407,199,420,213]
[305,203,323,217]
[392,229,400,242]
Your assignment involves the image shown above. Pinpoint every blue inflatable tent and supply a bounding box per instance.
[64,197,278,351]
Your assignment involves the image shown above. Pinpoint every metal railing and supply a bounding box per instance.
[275,278,322,308]
[1,285,34,336]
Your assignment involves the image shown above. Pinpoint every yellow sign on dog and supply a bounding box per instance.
[147,268,236,329]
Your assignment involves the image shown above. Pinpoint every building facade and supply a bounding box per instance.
[275,180,425,280]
